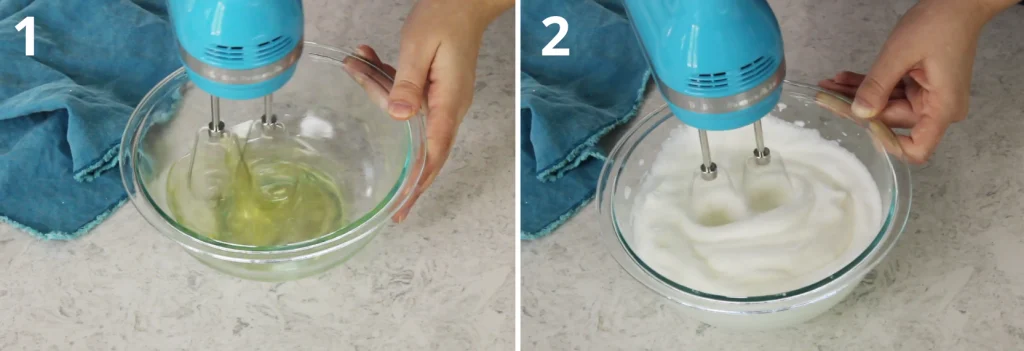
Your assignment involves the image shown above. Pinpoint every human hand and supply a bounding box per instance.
[350,0,511,223]
[342,47,396,112]
[818,0,1016,164]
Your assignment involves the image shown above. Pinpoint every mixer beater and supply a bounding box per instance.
[623,0,787,184]
[697,119,775,181]
[169,0,304,197]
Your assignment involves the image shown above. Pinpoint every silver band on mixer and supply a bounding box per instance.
[654,60,786,114]
[178,40,304,85]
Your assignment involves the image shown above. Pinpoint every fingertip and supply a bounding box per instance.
[851,99,877,119]
[388,100,416,120]
[395,187,427,223]
[392,210,408,223]
[387,76,426,119]
[393,198,415,223]
[356,45,373,58]
[893,130,941,165]
[896,136,928,164]
[391,193,413,224]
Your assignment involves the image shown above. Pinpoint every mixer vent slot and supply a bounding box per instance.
[687,71,728,90]
[686,56,777,91]
[256,36,294,60]
[205,45,245,63]
[203,36,296,65]
[739,56,775,84]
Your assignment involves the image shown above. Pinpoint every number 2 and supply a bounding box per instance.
[542,16,569,56]
[16,16,34,56]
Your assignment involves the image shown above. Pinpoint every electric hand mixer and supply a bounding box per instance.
[623,0,788,187]
[167,0,305,200]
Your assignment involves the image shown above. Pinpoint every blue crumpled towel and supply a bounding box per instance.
[520,0,649,239]
[0,0,179,240]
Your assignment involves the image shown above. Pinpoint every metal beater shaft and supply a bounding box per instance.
[752,120,771,165]
[209,96,223,133]
[262,94,275,124]
[698,129,717,180]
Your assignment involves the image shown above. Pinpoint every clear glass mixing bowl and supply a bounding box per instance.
[599,81,912,330]
[119,42,426,282]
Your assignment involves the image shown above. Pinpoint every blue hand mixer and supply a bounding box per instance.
[623,0,786,181]
[168,0,304,134]
[165,0,306,200]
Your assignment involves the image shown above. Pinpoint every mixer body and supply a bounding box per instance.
[623,0,786,131]
[168,0,305,100]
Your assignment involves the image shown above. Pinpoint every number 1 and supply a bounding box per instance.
[542,16,569,56]
[16,17,34,56]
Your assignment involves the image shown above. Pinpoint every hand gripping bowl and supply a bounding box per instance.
[598,81,912,330]
[119,42,426,282]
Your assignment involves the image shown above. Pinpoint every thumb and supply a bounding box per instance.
[853,44,916,119]
[388,41,436,121]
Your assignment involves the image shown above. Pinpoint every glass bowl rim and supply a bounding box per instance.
[599,80,913,305]
[119,41,427,259]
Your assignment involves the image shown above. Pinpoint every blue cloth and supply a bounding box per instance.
[0,0,179,240]
[520,0,649,239]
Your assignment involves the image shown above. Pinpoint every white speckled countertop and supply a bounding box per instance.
[523,1,1024,350]
[0,1,514,350]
